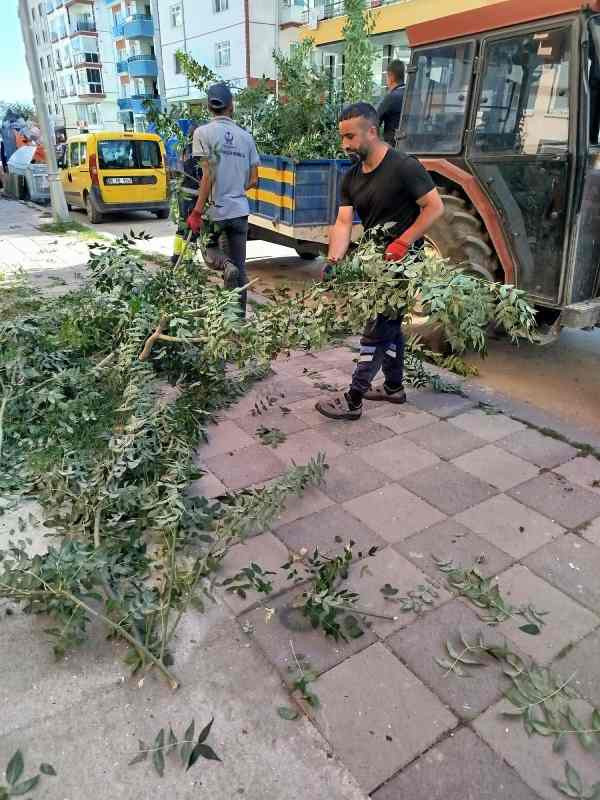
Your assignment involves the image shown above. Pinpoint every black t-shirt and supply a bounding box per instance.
[377,84,405,145]
[340,147,435,243]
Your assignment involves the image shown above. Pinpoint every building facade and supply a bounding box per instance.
[301,0,509,102]
[104,0,164,131]
[154,0,304,105]
[27,0,121,137]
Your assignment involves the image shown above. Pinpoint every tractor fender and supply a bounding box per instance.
[419,158,516,285]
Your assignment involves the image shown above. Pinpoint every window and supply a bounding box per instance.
[86,68,103,93]
[215,40,230,67]
[213,0,228,11]
[97,139,162,169]
[55,102,59,114]
[40,56,44,71]
[47,54,52,68]
[80,142,87,162]
[174,51,183,74]
[472,28,570,155]
[69,141,80,167]
[399,41,476,154]
[32,7,36,20]
[169,2,182,27]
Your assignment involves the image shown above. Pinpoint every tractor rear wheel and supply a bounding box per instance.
[425,193,499,283]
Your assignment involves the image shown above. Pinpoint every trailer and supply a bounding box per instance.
[246,154,362,259]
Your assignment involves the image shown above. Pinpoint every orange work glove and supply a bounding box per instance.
[384,237,411,262]
[186,209,204,234]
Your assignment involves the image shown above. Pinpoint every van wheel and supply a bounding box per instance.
[85,193,103,224]
[155,209,170,220]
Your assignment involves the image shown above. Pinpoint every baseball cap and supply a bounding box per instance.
[207,83,233,111]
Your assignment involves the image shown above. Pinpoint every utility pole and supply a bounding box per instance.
[17,0,70,222]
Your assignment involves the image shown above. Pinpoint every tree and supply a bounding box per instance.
[0,101,34,121]
[342,0,377,103]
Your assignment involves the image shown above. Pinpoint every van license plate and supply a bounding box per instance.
[105,177,133,185]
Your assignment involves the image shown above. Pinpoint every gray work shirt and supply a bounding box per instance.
[192,116,260,221]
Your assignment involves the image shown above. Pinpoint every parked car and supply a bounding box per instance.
[58,131,169,223]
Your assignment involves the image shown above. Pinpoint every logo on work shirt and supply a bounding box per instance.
[224,130,234,146]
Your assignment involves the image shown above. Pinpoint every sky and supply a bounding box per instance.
[1,3,34,103]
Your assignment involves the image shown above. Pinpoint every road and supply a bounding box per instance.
[75,209,600,434]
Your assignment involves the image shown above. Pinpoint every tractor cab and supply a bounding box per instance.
[400,0,600,330]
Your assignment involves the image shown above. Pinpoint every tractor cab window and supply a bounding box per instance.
[398,41,476,153]
[589,18,600,145]
[472,27,570,155]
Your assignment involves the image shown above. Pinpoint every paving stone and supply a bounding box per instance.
[449,409,526,441]
[497,428,578,468]
[195,419,255,459]
[271,353,331,375]
[555,455,600,496]
[342,546,452,637]
[456,494,564,559]
[372,726,541,800]
[553,628,600,707]
[376,408,437,435]
[273,428,346,466]
[235,407,308,437]
[524,533,600,613]
[356,436,440,481]
[321,455,390,504]
[388,599,520,720]
[581,516,600,546]
[275,505,385,557]
[187,470,227,499]
[404,421,487,460]
[217,532,291,614]
[271,485,334,528]
[315,347,358,370]
[343,484,446,543]
[493,565,599,663]
[239,587,377,682]
[0,499,54,556]
[399,462,497,515]
[317,416,396,451]
[205,443,286,490]
[308,643,457,793]
[509,472,600,528]
[284,396,333,428]
[475,697,600,800]
[409,391,475,418]
[308,368,352,390]
[395,519,514,581]
[225,377,321,419]
[452,444,539,491]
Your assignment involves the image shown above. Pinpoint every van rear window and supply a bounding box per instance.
[97,140,162,170]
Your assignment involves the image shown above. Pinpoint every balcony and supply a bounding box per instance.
[116,60,129,73]
[127,54,158,78]
[122,15,154,39]
[280,0,306,26]
[73,52,101,68]
[117,95,161,113]
[70,19,97,35]
[307,0,404,22]
[78,85,105,99]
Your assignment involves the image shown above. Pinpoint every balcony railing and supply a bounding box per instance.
[73,52,101,67]
[304,0,406,22]
[127,53,158,78]
[70,20,97,34]
[116,60,129,73]
[122,15,154,39]
[118,95,160,113]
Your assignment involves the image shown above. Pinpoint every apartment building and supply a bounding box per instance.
[27,0,121,137]
[154,0,305,104]
[301,0,508,101]
[105,0,164,131]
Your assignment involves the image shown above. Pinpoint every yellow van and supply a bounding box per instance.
[59,131,169,223]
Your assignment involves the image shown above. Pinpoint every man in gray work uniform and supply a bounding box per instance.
[187,83,260,315]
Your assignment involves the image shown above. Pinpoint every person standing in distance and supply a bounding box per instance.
[377,59,406,146]
[187,83,260,315]
[315,102,444,421]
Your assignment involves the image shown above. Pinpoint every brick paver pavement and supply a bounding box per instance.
[206,347,600,798]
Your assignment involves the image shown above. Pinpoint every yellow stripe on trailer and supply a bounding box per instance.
[246,188,295,210]
[258,166,295,185]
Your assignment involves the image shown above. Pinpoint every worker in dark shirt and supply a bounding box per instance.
[315,102,444,421]
[171,126,201,265]
[377,59,406,146]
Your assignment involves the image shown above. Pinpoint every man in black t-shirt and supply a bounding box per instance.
[316,102,444,421]
[377,59,406,146]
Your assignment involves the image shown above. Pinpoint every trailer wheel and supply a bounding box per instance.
[425,194,500,283]
[295,249,317,260]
